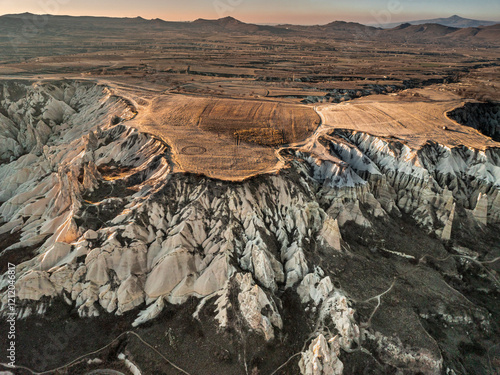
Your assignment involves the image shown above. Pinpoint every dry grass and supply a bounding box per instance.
[150,95,318,144]
[130,94,319,180]
[317,87,500,150]
[98,165,134,181]
[235,128,284,146]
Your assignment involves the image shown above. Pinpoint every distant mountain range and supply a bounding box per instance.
[191,16,290,34]
[0,13,499,45]
[378,15,499,29]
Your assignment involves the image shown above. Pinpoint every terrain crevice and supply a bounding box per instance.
[448,102,500,141]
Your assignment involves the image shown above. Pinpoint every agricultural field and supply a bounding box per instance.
[130,94,319,179]
[316,87,499,150]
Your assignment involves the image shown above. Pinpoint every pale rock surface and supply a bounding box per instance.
[365,331,443,374]
[16,271,57,301]
[132,297,165,327]
[117,275,145,315]
[99,284,118,313]
[297,273,334,305]
[298,271,360,350]
[236,273,282,341]
[328,199,371,228]
[441,203,456,241]
[0,80,498,374]
[473,193,488,225]
[321,291,360,350]
[40,242,72,271]
[299,335,344,375]
[145,249,202,298]
[83,229,98,240]
[49,265,74,294]
[319,217,342,251]
[282,242,309,288]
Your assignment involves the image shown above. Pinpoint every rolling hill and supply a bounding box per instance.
[379,15,499,29]
[0,13,498,45]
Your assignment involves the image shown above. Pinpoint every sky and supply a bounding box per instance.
[0,0,499,25]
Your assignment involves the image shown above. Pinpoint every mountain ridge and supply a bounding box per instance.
[0,13,498,44]
[378,15,499,29]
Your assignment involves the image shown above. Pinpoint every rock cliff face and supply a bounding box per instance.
[448,103,500,142]
[0,81,499,375]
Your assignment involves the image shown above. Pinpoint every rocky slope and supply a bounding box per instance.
[0,80,499,375]
[379,15,499,29]
[448,103,500,142]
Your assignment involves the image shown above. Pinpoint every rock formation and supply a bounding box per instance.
[0,80,498,374]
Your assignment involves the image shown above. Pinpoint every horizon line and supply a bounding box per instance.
[1,12,500,26]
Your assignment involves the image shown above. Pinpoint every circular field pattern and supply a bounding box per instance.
[181,145,207,155]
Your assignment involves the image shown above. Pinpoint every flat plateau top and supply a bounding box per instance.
[316,87,498,150]
[113,83,498,181]
[127,93,320,180]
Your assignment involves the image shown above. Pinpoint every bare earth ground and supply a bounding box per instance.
[127,93,319,180]
[316,87,499,150]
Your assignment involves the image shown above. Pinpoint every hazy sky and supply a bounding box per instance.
[1,0,499,24]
